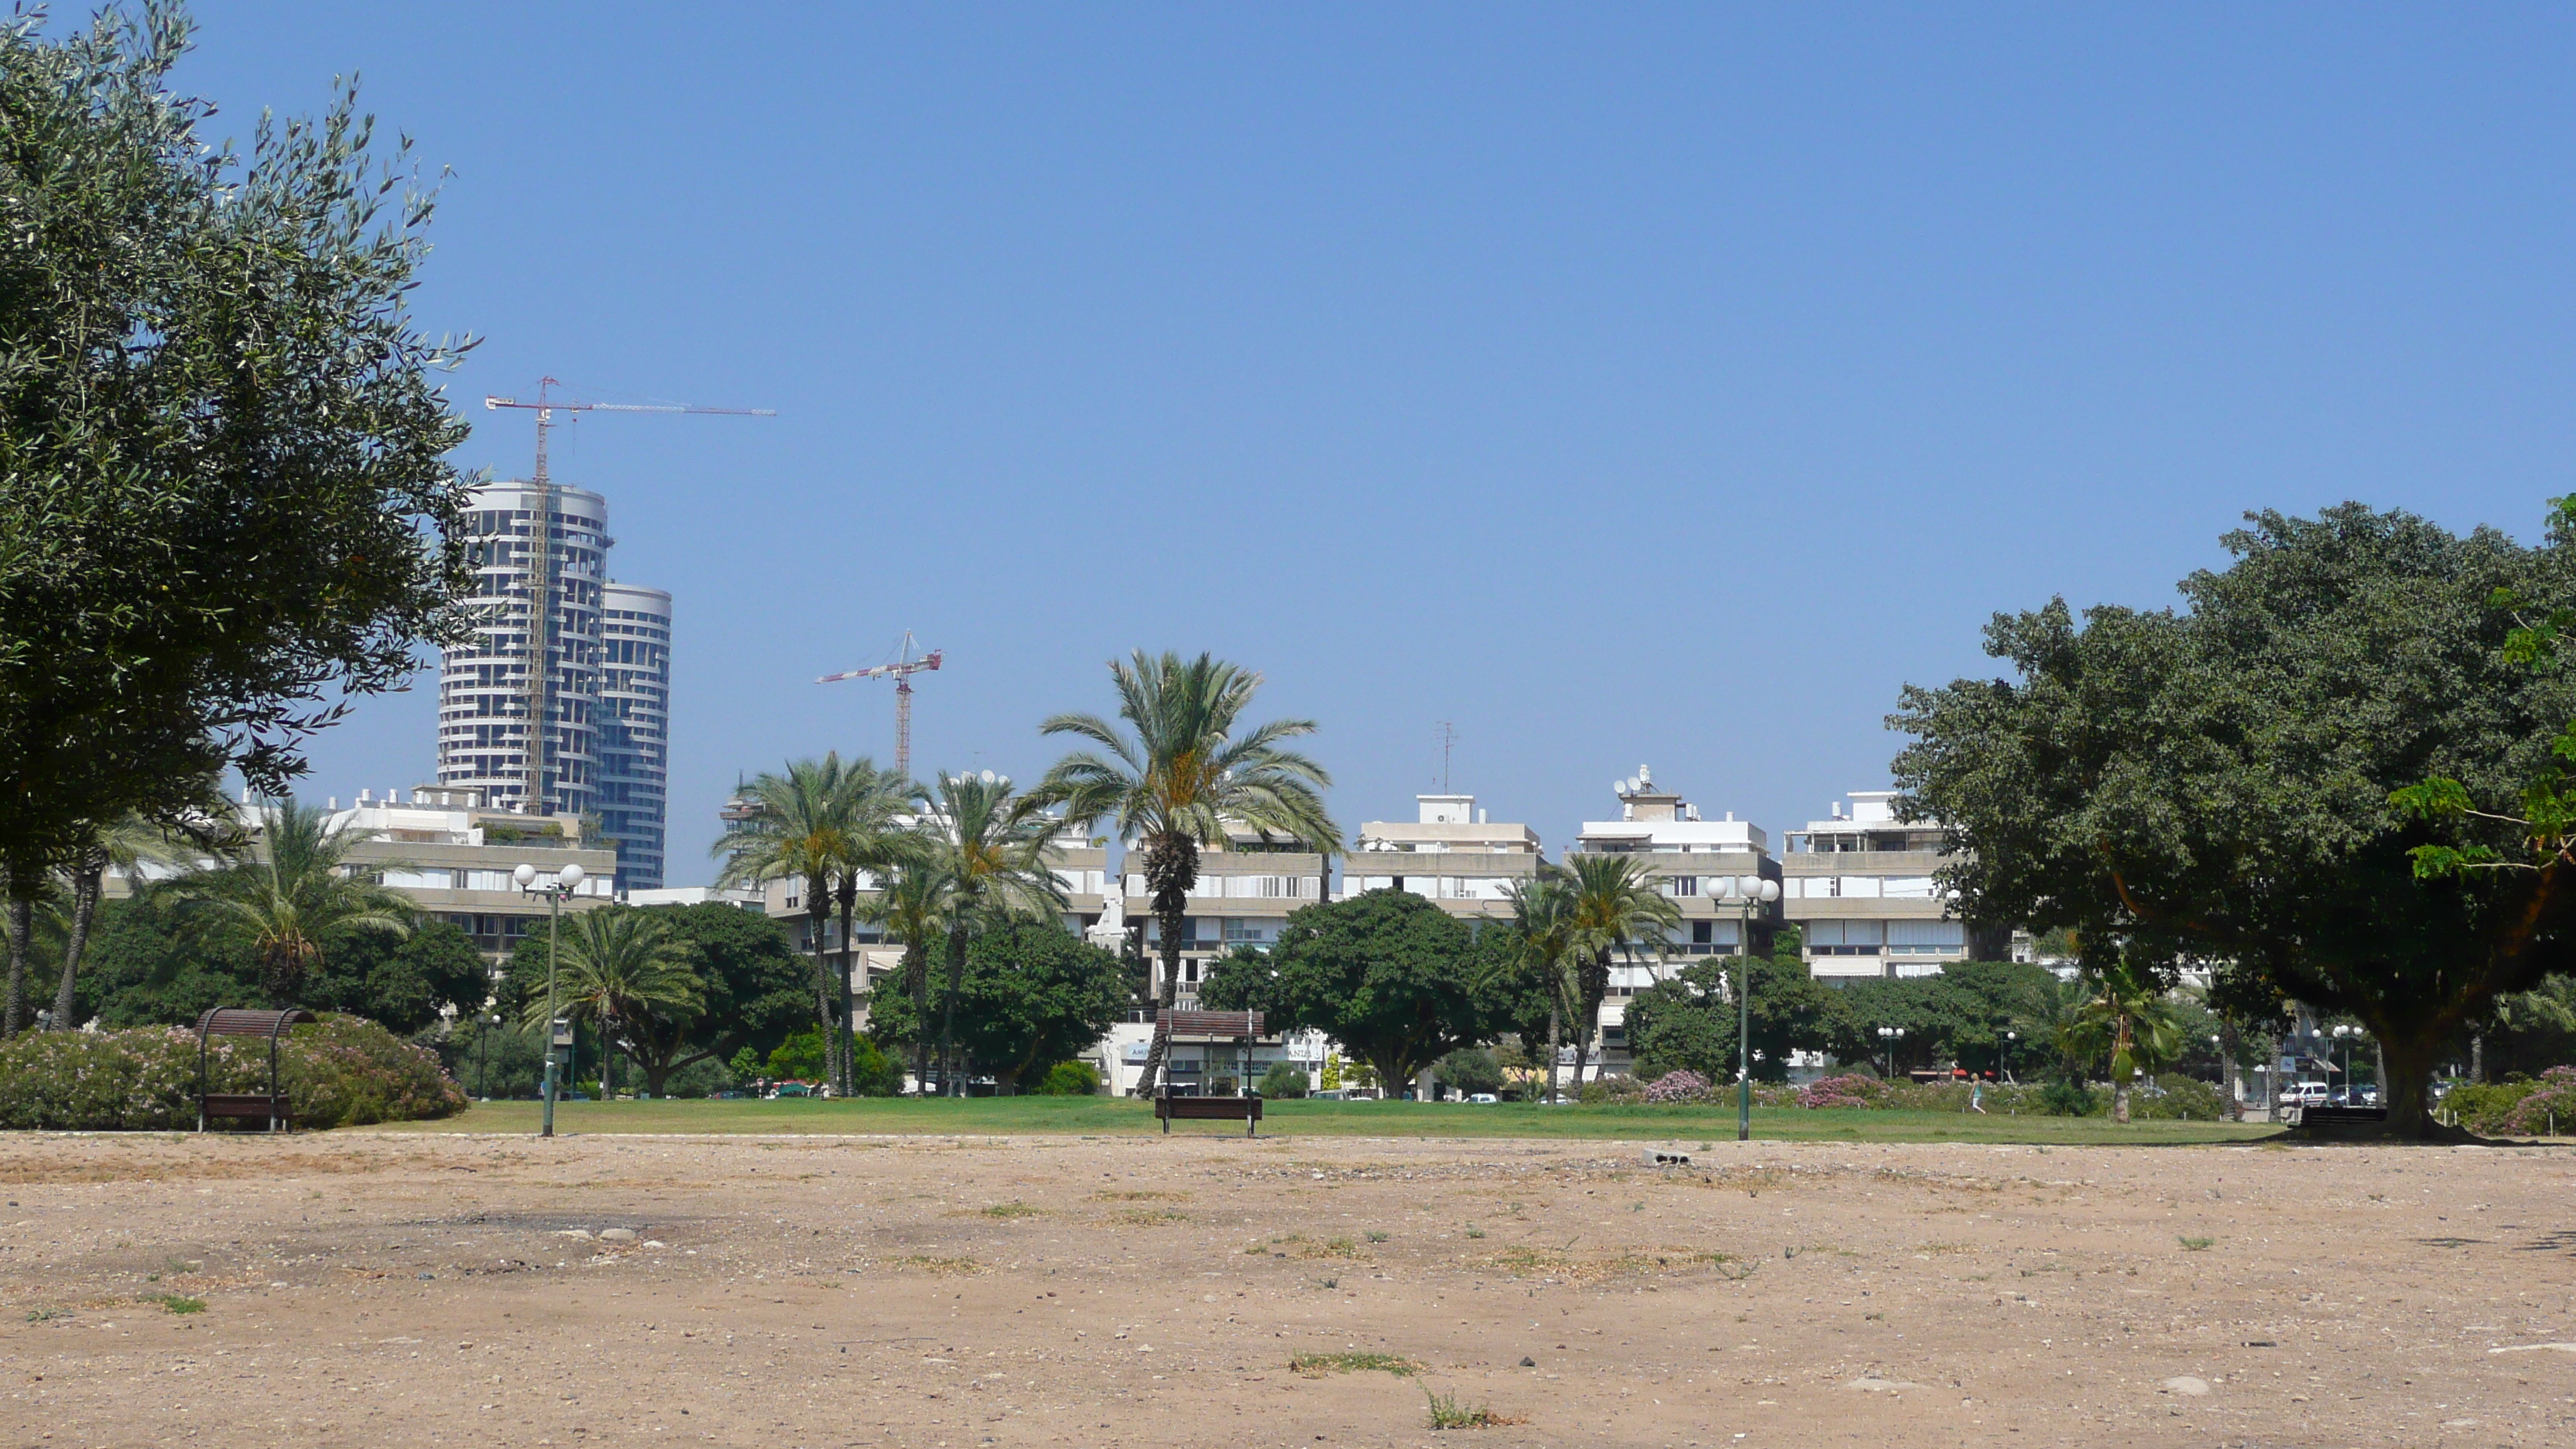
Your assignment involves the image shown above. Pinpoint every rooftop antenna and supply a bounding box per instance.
[1435,721,1457,793]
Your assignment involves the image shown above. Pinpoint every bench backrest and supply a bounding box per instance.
[199,1008,317,1040]
[1158,1009,1264,1040]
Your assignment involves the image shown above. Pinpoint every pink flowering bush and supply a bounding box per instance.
[2485,1066,2576,1137]
[0,1015,464,1131]
[1797,1074,1903,1108]
[1642,1069,1712,1103]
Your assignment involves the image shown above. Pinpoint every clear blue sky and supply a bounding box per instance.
[172,3,2576,882]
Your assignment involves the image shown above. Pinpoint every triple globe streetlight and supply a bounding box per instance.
[514,860,585,1139]
[1701,874,1780,1142]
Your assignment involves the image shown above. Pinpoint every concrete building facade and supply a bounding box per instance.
[1347,793,1543,921]
[1566,766,1780,1076]
[1780,790,1971,980]
[595,583,674,892]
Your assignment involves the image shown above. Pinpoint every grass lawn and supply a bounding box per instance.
[361,1096,2283,1146]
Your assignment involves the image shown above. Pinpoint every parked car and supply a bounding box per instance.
[1468,1093,1500,1104]
[2281,1082,2331,1106]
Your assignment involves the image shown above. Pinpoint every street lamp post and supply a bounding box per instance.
[1706,875,1781,1142]
[2332,1024,2358,1105]
[479,1012,501,1101]
[516,861,586,1138]
[1877,1025,1906,1081]
[2002,1029,2019,1085]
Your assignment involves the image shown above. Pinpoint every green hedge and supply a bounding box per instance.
[0,1016,466,1130]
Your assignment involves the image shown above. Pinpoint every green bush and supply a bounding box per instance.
[1259,1062,1310,1098]
[2040,1079,2097,1117]
[848,1036,905,1097]
[0,1016,466,1130]
[1029,1060,1101,1096]
[1578,1076,1648,1105]
[2128,1074,2229,1120]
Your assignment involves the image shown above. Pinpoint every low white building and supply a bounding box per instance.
[1345,793,1543,921]
[1779,790,1973,980]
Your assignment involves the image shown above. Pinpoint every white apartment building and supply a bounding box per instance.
[1346,793,1543,921]
[1779,790,1976,980]
[1567,766,1780,1076]
[108,786,617,968]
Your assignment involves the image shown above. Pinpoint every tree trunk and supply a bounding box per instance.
[1567,947,1612,1095]
[905,944,930,1095]
[53,851,103,1031]
[941,920,968,1098]
[1545,1005,1561,1105]
[2373,1023,2444,1139]
[1136,832,1198,1098]
[836,875,860,1098]
[2472,1032,2485,1084]
[2,873,29,1038]
[807,890,834,1088]
[2112,1077,2131,1124]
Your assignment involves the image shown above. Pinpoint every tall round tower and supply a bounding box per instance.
[597,581,673,891]
[434,482,607,819]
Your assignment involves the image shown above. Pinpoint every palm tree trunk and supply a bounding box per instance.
[53,851,104,1031]
[1567,947,1610,1095]
[836,876,860,1098]
[1545,1004,1561,1105]
[2,874,29,1038]
[807,891,834,1088]
[906,944,930,1095]
[941,921,968,1098]
[1137,832,1197,1099]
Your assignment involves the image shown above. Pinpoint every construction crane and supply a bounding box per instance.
[818,632,943,778]
[484,378,775,814]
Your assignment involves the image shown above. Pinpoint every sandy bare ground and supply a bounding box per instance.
[2,1131,2572,1448]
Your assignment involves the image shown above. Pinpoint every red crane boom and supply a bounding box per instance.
[819,632,942,777]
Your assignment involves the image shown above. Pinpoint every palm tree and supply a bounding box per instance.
[1497,872,1579,1103]
[166,798,414,1008]
[861,858,949,1094]
[525,908,704,1098]
[1557,853,1680,1091]
[913,770,1065,1096]
[711,753,910,1094]
[826,759,920,1094]
[1034,651,1338,1097]
[2068,959,2184,1123]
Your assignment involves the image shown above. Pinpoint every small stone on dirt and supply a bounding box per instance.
[2163,1376,2211,1396]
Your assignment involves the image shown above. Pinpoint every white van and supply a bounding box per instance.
[2281,1082,2331,1107]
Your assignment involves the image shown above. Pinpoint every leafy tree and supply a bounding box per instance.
[1257,1060,1309,1098]
[2481,976,2576,1078]
[162,799,412,1007]
[1894,502,2576,1135]
[1433,1046,1502,1095]
[865,917,1122,1094]
[304,920,492,1035]
[0,10,477,965]
[1557,855,1679,1088]
[1035,651,1338,1095]
[1220,890,1502,1092]
[913,772,1067,1094]
[1627,953,1852,1084]
[765,1026,826,1081]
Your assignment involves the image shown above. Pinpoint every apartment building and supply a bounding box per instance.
[1346,793,1543,921]
[1119,824,1326,1010]
[108,786,617,966]
[1566,766,1780,1076]
[1779,790,1978,980]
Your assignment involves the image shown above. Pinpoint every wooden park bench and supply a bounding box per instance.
[196,1007,316,1132]
[1156,1090,1264,1137]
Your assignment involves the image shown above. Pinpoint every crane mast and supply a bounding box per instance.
[818,632,944,777]
[483,378,775,815]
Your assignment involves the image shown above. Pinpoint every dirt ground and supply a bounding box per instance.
[2,1131,2572,1448]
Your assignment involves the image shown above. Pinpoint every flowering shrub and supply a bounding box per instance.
[2465,1066,2576,1136]
[1642,1070,1711,1103]
[1798,1074,1903,1108]
[0,1016,464,1131]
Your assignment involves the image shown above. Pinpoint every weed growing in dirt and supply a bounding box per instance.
[1091,1190,1189,1202]
[1365,1231,1390,1242]
[890,1255,983,1276]
[1110,1208,1188,1226]
[23,1307,67,1322]
[2179,1236,2215,1251]
[1291,1351,1418,1377]
[1319,1277,1339,1289]
[1465,1226,1485,1239]
[1426,1390,1517,1429]
[145,1293,205,1314]
[981,1202,1043,1218]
